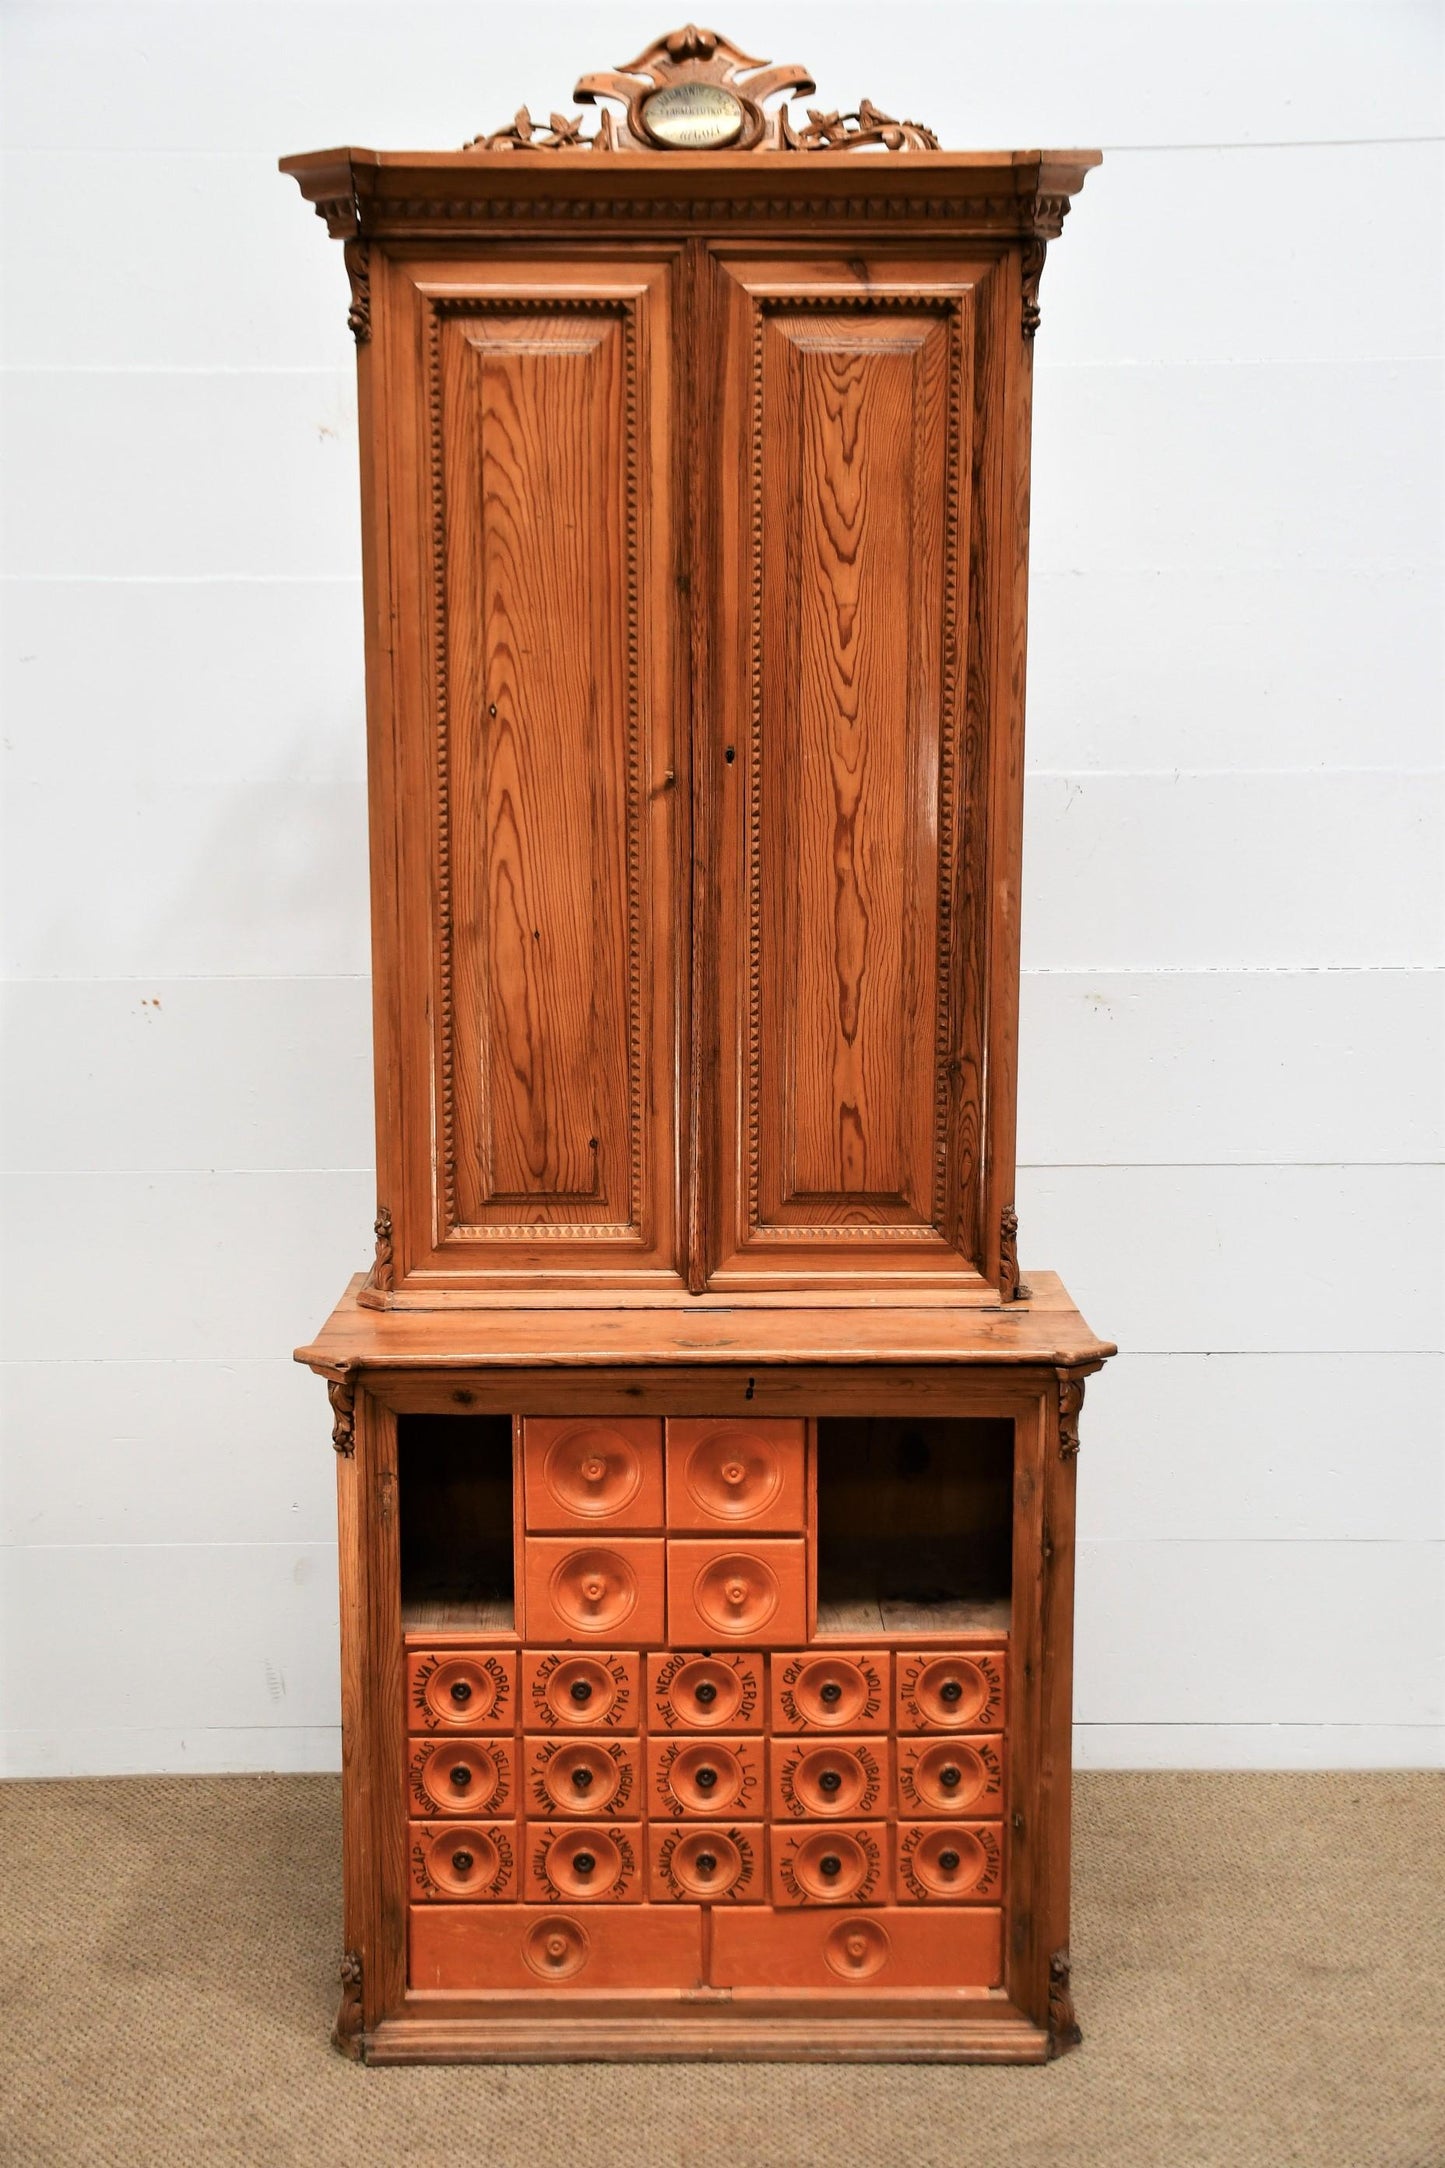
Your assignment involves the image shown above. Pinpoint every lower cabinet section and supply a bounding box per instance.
[408,1901,1004,1994]
[409,1904,706,1991]
[710,1906,1004,1992]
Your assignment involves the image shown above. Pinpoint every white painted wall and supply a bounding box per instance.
[1,0,1441,1776]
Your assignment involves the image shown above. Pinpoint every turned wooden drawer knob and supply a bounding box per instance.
[449,1680,472,1705]
[720,1461,746,1486]
[724,1577,748,1606]
[450,1849,474,1873]
[570,1767,594,1792]
[694,1852,718,1875]
[449,1765,472,1789]
[819,1854,842,1878]
[818,1768,843,1794]
[572,1851,596,1876]
[569,1680,593,1704]
[581,1455,608,1482]
[694,1680,718,1706]
[695,1766,718,1790]
[820,1682,843,1706]
[940,1764,962,1788]
[940,1679,964,1704]
[939,1849,961,1872]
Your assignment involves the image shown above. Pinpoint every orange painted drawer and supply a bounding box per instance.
[523,1417,664,1532]
[408,1821,517,1903]
[523,1648,639,1732]
[666,1538,807,1646]
[771,1649,889,1732]
[896,1649,1007,1732]
[523,1537,665,1644]
[710,1905,1004,1990]
[896,1821,1005,1905]
[650,1823,765,1904]
[648,1649,764,1732]
[771,1736,888,1820]
[524,1734,640,1819]
[664,1419,806,1532]
[406,1648,516,1734]
[409,1903,703,1992]
[406,1735,514,1819]
[648,1734,763,1820]
[770,1823,886,1908]
[525,1821,643,1905]
[898,1733,1004,1817]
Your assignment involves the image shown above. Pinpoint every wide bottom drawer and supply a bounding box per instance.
[710,1905,1003,1991]
[409,1904,704,1991]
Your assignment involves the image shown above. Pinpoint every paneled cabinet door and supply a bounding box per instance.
[377,251,682,1292]
[698,249,1020,1293]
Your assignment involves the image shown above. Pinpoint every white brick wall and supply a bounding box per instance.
[2,0,1441,1774]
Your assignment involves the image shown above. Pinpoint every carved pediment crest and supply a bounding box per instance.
[466,23,938,155]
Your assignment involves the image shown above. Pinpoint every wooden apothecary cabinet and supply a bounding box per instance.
[287,24,1111,2064]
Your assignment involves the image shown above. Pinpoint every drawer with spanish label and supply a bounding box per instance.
[525,1821,644,1905]
[648,1734,763,1819]
[647,1649,764,1732]
[771,1649,889,1732]
[895,1821,1005,1904]
[406,1735,514,1820]
[895,1650,1006,1732]
[770,1823,886,1908]
[408,1820,517,1903]
[406,1648,516,1734]
[649,1823,764,1905]
[523,1649,639,1732]
[771,1736,888,1820]
[524,1734,639,1818]
[897,1734,1004,1816]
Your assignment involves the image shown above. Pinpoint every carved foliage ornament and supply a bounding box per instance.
[466,25,938,157]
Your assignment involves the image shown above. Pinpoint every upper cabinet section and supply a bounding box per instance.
[281,26,1098,1306]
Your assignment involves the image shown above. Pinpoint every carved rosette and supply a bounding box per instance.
[332,1949,364,2059]
[465,24,937,156]
[326,1372,358,1458]
[1055,1370,1086,1462]
[1048,1946,1082,2054]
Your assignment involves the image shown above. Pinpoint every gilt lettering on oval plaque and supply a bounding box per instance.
[639,81,745,149]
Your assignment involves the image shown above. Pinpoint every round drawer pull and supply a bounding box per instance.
[695,1766,718,1790]
[694,1680,718,1705]
[449,1765,471,1789]
[940,1764,962,1789]
[449,1680,472,1705]
[939,1848,961,1872]
[819,1854,842,1878]
[818,1768,842,1794]
[820,1682,843,1706]
[721,1461,746,1486]
[572,1851,596,1876]
[570,1767,594,1792]
[450,1849,474,1873]
[694,1851,718,1875]
[570,1680,593,1704]
[940,1678,963,1704]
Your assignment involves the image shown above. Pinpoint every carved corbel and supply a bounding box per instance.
[332,1949,364,2059]
[325,1367,359,1458]
[999,1205,1031,1302]
[1020,191,1073,338]
[1047,1946,1082,2054]
[343,238,370,343]
[1055,1369,1086,1461]
[372,1204,394,1293]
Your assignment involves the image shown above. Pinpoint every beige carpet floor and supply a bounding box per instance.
[0,1772,1441,2167]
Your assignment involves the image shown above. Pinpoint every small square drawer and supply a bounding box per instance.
[406,1735,514,1820]
[710,1906,1003,1990]
[648,1649,764,1732]
[523,1537,664,1644]
[770,1823,886,1908]
[523,1418,664,1532]
[650,1823,765,1904]
[523,1649,639,1732]
[524,1734,639,1819]
[895,1821,1005,1904]
[895,1649,1006,1732]
[771,1736,888,1820]
[664,1419,806,1532]
[525,1821,643,1905]
[666,1538,807,1646]
[897,1733,1004,1817]
[771,1649,889,1732]
[409,1904,703,1993]
[406,1648,515,1734]
[648,1735,763,1820]
[408,1820,517,1903]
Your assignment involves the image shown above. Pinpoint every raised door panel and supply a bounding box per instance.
[381,254,681,1291]
[702,253,1014,1293]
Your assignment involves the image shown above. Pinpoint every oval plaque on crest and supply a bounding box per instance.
[639,81,745,148]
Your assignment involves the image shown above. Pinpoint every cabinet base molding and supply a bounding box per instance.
[357,2004,1050,2066]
